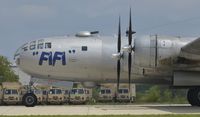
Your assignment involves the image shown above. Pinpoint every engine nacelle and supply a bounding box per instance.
[134,35,181,68]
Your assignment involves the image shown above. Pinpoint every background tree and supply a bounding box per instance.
[136,85,187,103]
[0,55,18,83]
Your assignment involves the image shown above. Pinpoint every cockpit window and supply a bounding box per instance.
[14,48,21,58]
[82,46,88,51]
[30,41,36,50]
[14,43,28,59]
[22,46,28,51]
[22,43,28,52]
[45,42,51,49]
[37,39,44,49]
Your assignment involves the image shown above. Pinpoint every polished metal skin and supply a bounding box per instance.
[14,34,198,85]
[15,36,126,83]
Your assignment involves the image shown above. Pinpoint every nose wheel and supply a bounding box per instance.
[187,88,200,106]
[22,93,37,107]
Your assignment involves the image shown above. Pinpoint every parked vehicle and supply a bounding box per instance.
[2,82,22,104]
[98,88,114,102]
[69,88,88,104]
[116,84,136,102]
[47,87,64,104]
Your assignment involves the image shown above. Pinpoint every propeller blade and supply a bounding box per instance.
[117,16,121,91]
[118,16,121,53]
[128,53,132,90]
[128,8,133,90]
[117,60,120,92]
[128,8,132,45]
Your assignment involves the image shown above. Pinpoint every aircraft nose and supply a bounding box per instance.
[14,48,20,60]
[14,47,22,66]
[14,43,28,66]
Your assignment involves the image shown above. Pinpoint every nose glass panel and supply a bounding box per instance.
[14,43,28,59]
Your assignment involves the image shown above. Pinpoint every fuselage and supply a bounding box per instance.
[14,34,197,85]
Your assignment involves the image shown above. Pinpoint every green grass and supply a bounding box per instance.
[0,115,200,117]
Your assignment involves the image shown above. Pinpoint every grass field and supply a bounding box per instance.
[0,115,200,117]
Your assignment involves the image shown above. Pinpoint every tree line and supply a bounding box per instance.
[0,55,18,83]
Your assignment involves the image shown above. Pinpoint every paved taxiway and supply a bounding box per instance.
[0,104,199,115]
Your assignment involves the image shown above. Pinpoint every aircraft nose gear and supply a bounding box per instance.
[22,93,37,107]
[187,88,200,106]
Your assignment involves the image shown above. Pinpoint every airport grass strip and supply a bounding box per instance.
[0,115,200,117]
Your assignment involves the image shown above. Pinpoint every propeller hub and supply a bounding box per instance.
[112,53,122,60]
[122,45,132,53]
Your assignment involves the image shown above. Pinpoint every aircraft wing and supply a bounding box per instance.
[180,37,200,60]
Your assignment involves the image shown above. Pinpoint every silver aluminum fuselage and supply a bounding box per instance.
[16,35,197,85]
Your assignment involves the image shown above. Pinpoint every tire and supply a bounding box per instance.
[22,93,37,107]
[187,88,196,106]
[187,88,200,106]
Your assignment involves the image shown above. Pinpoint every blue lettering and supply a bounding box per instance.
[53,52,66,66]
[39,51,66,66]
[39,52,51,65]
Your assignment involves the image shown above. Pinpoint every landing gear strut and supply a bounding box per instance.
[187,88,200,106]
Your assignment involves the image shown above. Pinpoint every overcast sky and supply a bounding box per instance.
[1,0,200,61]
